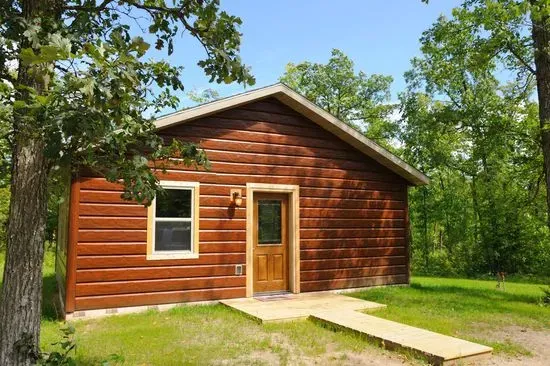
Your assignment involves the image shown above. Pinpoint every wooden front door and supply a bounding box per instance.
[253,193,289,294]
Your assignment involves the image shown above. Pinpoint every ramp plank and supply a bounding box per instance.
[311,310,492,365]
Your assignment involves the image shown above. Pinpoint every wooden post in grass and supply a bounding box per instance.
[496,272,506,291]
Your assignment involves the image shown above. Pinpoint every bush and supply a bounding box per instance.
[38,325,124,365]
[412,249,459,277]
[38,325,77,365]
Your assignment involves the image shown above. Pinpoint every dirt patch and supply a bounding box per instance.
[480,325,550,366]
[273,331,415,366]
[214,324,550,365]
[80,320,99,334]
[214,350,281,366]
[302,350,415,365]
[215,332,416,365]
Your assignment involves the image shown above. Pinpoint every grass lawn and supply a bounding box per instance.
[41,305,387,365]
[350,277,550,356]
[1,251,405,365]
[1,251,550,364]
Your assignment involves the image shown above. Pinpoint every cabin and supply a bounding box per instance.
[55,83,429,318]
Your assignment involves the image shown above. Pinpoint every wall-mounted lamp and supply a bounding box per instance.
[230,189,243,207]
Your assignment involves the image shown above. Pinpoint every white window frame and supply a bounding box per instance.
[147,181,200,260]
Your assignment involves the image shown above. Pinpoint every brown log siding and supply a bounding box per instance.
[71,98,409,311]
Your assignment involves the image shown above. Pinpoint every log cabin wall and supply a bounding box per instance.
[70,97,409,312]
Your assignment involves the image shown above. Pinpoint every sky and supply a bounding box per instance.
[148,0,463,109]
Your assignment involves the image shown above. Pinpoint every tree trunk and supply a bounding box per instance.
[0,0,53,363]
[471,175,480,247]
[0,138,48,365]
[531,8,550,228]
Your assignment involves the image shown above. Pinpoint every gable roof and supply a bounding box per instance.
[155,83,429,186]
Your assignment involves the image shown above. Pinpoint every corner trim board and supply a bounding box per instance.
[65,176,80,314]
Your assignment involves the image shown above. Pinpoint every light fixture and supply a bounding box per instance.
[230,189,243,207]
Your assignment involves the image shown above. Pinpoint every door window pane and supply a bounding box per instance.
[156,189,192,218]
[258,200,282,244]
[155,221,192,251]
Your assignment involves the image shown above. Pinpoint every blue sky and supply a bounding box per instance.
[152,0,462,109]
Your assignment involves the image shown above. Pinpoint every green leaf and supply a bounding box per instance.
[19,48,38,65]
[131,36,150,56]
[12,100,27,110]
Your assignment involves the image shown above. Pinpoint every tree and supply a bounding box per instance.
[0,1,254,364]
[280,49,396,146]
[186,88,220,104]
[420,0,550,225]
[401,9,549,276]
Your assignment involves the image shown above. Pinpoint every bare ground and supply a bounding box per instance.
[215,332,417,365]
[480,326,550,366]
[215,324,550,365]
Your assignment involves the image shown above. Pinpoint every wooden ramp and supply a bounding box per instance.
[311,310,493,365]
[222,293,492,365]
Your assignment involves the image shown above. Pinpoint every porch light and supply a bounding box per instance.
[231,190,243,207]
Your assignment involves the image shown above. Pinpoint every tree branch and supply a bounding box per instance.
[63,0,114,12]
[505,42,537,75]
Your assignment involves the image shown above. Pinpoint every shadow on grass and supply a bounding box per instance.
[351,281,549,325]
[42,273,61,321]
[408,282,541,305]
[74,355,124,366]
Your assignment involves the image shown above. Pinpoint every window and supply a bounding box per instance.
[258,200,282,244]
[147,181,199,260]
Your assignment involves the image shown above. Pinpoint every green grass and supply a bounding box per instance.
[2,251,388,364]
[39,304,390,365]
[350,277,550,356]
[2,252,550,363]
[477,273,550,285]
[15,252,388,364]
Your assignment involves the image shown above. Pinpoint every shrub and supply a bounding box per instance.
[412,249,459,277]
[38,325,124,365]
[37,325,76,365]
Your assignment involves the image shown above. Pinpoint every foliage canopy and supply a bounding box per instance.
[0,0,255,203]
[280,49,396,146]
[0,1,255,364]
[402,0,550,276]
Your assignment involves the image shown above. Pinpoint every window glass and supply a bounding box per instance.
[156,189,192,218]
[258,200,282,244]
[154,187,193,253]
[155,221,192,251]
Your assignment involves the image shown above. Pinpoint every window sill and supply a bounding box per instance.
[147,253,199,261]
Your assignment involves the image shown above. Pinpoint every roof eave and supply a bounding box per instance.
[155,84,286,130]
[272,88,429,186]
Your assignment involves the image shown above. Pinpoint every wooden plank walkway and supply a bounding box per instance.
[221,292,385,323]
[222,292,492,365]
[311,310,493,365]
